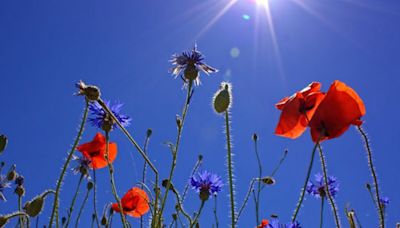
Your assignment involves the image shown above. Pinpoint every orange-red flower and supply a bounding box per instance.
[112,187,150,218]
[309,80,366,142]
[275,82,325,139]
[257,219,269,228]
[76,132,117,169]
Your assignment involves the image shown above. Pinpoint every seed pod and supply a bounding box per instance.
[184,65,199,81]
[261,176,276,185]
[213,82,232,114]
[75,81,101,101]
[0,216,8,227]
[24,196,44,217]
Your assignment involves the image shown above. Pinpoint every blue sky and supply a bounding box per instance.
[0,0,399,227]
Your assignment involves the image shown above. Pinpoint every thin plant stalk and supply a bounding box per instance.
[191,200,205,228]
[357,126,384,228]
[236,178,256,223]
[141,131,152,228]
[104,131,127,228]
[182,155,203,202]
[270,149,288,177]
[291,141,319,222]
[75,185,91,228]
[320,197,325,228]
[225,111,236,227]
[213,196,219,228]
[253,137,262,225]
[317,144,341,228]
[65,174,84,228]
[171,188,192,225]
[96,99,160,225]
[49,100,89,228]
[92,170,100,228]
[18,195,24,228]
[159,80,193,224]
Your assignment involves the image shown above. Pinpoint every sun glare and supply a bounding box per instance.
[256,0,269,6]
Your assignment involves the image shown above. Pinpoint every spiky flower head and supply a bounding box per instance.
[88,101,131,132]
[170,44,218,86]
[75,80,101,101]
[190,170,223,201]
[72,155,92,179]
[213,82,232,114]
[306,173,339,199]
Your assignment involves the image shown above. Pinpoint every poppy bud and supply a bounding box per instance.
[199,189,210,201]
[6,165,17,181]
[15,185,25,197]
[261,176,276,185]
[365,183,371,190]
[252,133,258,141]
[184,65,199,81]
[0,135,7,154]
[75,80,101,101]
[146,129,153,138]
[61,217,67,225]
[198,154,203,161]
[176,115,182,128]
[87,181,94,190]
[213,82,232,114]
[101,215,108,226]
[24,196,44,217]
[162,179,174,191]
[0,216,8,227]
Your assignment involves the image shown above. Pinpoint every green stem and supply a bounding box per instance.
[65,174,84,228]
[291,141,319,222]
[141,132,151,228]
[253,138,262,226]
[49,101,89,228]
[191,200,205,228]
[75,184,91,228]
[182,155,203,202]
[18,195,24,228]
[270,149,288,177]
[225,111,236,227]
[320,197,325,228]
[105,131,127,228]
[97,99,160,225]
[213,196,219,228]
[171,188,192,225]
[92,170,100,228]
[357,126,384,228]
[158,80,193,225]
[236,179,256,224]
[317,144,341,228]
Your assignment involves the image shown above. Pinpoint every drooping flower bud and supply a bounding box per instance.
[87,181,94,190]
[6,165,17,181]
[75,80,101,101]
[261,176,276,185]
[162,179,174,191]
[24,196,44,217]
[101,215,108,226]
[213,82,232,114]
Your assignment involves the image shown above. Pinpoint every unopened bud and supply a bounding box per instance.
[24,196,44,217]
[198,154,203,161]
[101,215,108,226]
[252,133,258,141]
[172,213,178,221]
[146,129,153,137]
[15,186,25,197]
[15,176,24,186]
[75,80,101,101]
[0,216,8,227]
[61,217,67,225]
[176,115,182,128]
[261,176,276,185]
[162,179,174,191]
[87,181,94,190]
[0,135,7,154]
[6,165,17,181]
[213,82,232,114]
[366,183,371,190]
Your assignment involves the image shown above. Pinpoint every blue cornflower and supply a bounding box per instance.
[379,196,389,207]
[306,173,339,199]
[0,175,11,201]
[88,101,131,130]
[170,45,218,86]
[72,155,92,179]
[190,170,223,200]
[268,219,301,228]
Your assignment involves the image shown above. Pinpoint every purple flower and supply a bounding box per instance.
[0,175,11,201]
[379,197,389,207]
[190,171,223,197]
[72,155,92,179]
[306,173,339,199]
[88,101,131,130]
[170,45,218,86]
[268,219,301,228]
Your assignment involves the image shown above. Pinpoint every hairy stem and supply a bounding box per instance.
[92,170,100,228]
[49,100,89,228]
[317,144,341,228]
[225,111,236,227]
[357,126,384,228]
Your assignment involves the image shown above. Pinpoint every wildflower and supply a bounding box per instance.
[309,80,365,142]
[15,175,24,186]
[306,173,339,199]
[111,187,149,218]
[72,155,92,179]
[267,219,301,228]
[190,170,223,201]
[76,133,117,169]
[379,197,389,208]
[88,101,131,131]
[170,45,218,86]
[75,80,101,101]
[275,82,325,139]
[257,219,269,228]
[0,175,10,201]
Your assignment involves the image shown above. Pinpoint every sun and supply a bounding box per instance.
[255,0,270,7]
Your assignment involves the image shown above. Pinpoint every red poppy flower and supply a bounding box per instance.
[257,219,269,228]
[76,132,117,169]
[112,187,150,218]
[275,82,325,139]
[309,80,366,142]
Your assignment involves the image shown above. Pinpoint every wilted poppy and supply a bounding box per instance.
[111,187,150,218]
[309,80,365,142]
[76,133,117,169]
[275,82,325,139]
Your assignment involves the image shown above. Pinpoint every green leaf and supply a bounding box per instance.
[0,135,7,154]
